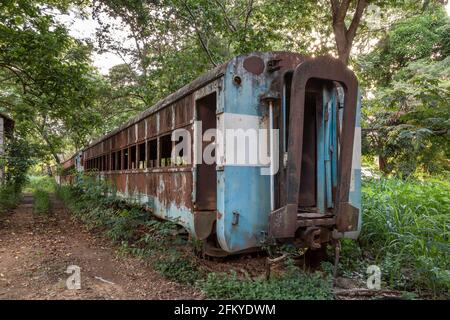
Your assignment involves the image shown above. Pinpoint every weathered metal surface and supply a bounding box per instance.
[146,114,157,138]
[174,95,194,127]
[193,211,216,240]
[61,52,361,255]
[243,56,265,75]
[216,52,303,253]
[137,120,146,142]
[269,56,359,238]
[159,105,173,134]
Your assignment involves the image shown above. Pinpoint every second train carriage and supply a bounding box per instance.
[61,52,362,256]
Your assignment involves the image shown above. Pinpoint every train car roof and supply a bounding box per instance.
[64,51,302,165]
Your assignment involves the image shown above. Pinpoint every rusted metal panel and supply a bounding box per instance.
[159,106,173,134]
[104,169,194,212]
[156,170,193,209]
[174,94,193,127]
[63,157,75,170]
[104,137,112,152]
[111,134,117,150]
[243,56,265,75]
[146,114,157,138]
[128,124,136,145]
[118,130,127,149]
[128,172,146,194]
[137,120,146,141]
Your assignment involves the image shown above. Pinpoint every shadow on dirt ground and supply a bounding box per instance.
[0,193,203,300]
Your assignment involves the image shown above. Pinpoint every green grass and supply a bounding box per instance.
[154,249,203,285]
[24,175,55,193]
[33,189,50,215]
[198,261,333,300]
[343,176,450,297]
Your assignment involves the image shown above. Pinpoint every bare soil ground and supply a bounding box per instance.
[0,194,204,300]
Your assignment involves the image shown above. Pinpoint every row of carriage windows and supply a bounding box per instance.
[84,135,185,172]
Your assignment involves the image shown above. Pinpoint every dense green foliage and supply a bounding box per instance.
[0,0,110,164]
[360,8,450,176]
[338,177,450,297]
[24,175,56,193]
[2,1,448,176]
[0,184,22,214]
[0,136,34,214]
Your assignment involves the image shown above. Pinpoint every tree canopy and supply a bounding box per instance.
[0,0,448,176]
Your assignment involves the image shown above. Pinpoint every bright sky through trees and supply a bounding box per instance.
[56,2,450,75]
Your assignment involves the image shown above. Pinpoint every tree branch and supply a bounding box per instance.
[182,1,218,67]
[346,0,368,45]
[213,0,237,33]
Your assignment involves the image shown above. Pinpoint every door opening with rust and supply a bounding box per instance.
[195,92,217,212]
[284,79,338,217]
[270,56,358,239]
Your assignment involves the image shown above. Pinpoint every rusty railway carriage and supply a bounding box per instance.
[60,52,362,256]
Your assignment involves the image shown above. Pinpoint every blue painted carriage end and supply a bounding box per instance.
[215,55,363,251]
[216,54,275,252]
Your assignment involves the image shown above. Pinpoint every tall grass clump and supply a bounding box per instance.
[33,189,50,215]
[360,177,449,295]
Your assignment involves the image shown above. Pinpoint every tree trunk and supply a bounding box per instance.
[333,21,352,64]
[378,155,389,174]
[330,0,368,65]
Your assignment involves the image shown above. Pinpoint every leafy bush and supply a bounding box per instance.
[358,177,449,295]
[33,189,50,215]
[106,208,148,242]
[0,184,22,214]
[198,262,333,300]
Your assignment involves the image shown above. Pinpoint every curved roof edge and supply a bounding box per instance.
[77,51,304,156]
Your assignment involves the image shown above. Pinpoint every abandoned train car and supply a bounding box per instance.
[60,52,361,256]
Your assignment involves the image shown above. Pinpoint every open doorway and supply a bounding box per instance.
[283,78,336,214]
[195,92,217,211]
[298,91,318,209]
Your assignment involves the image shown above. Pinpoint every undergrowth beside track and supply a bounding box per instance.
[56,175,334,299]
[342,177,449,297]
[56,174,449,299]
[0,184,22,215]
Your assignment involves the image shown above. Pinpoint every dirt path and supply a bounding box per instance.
[0,193,204,300]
